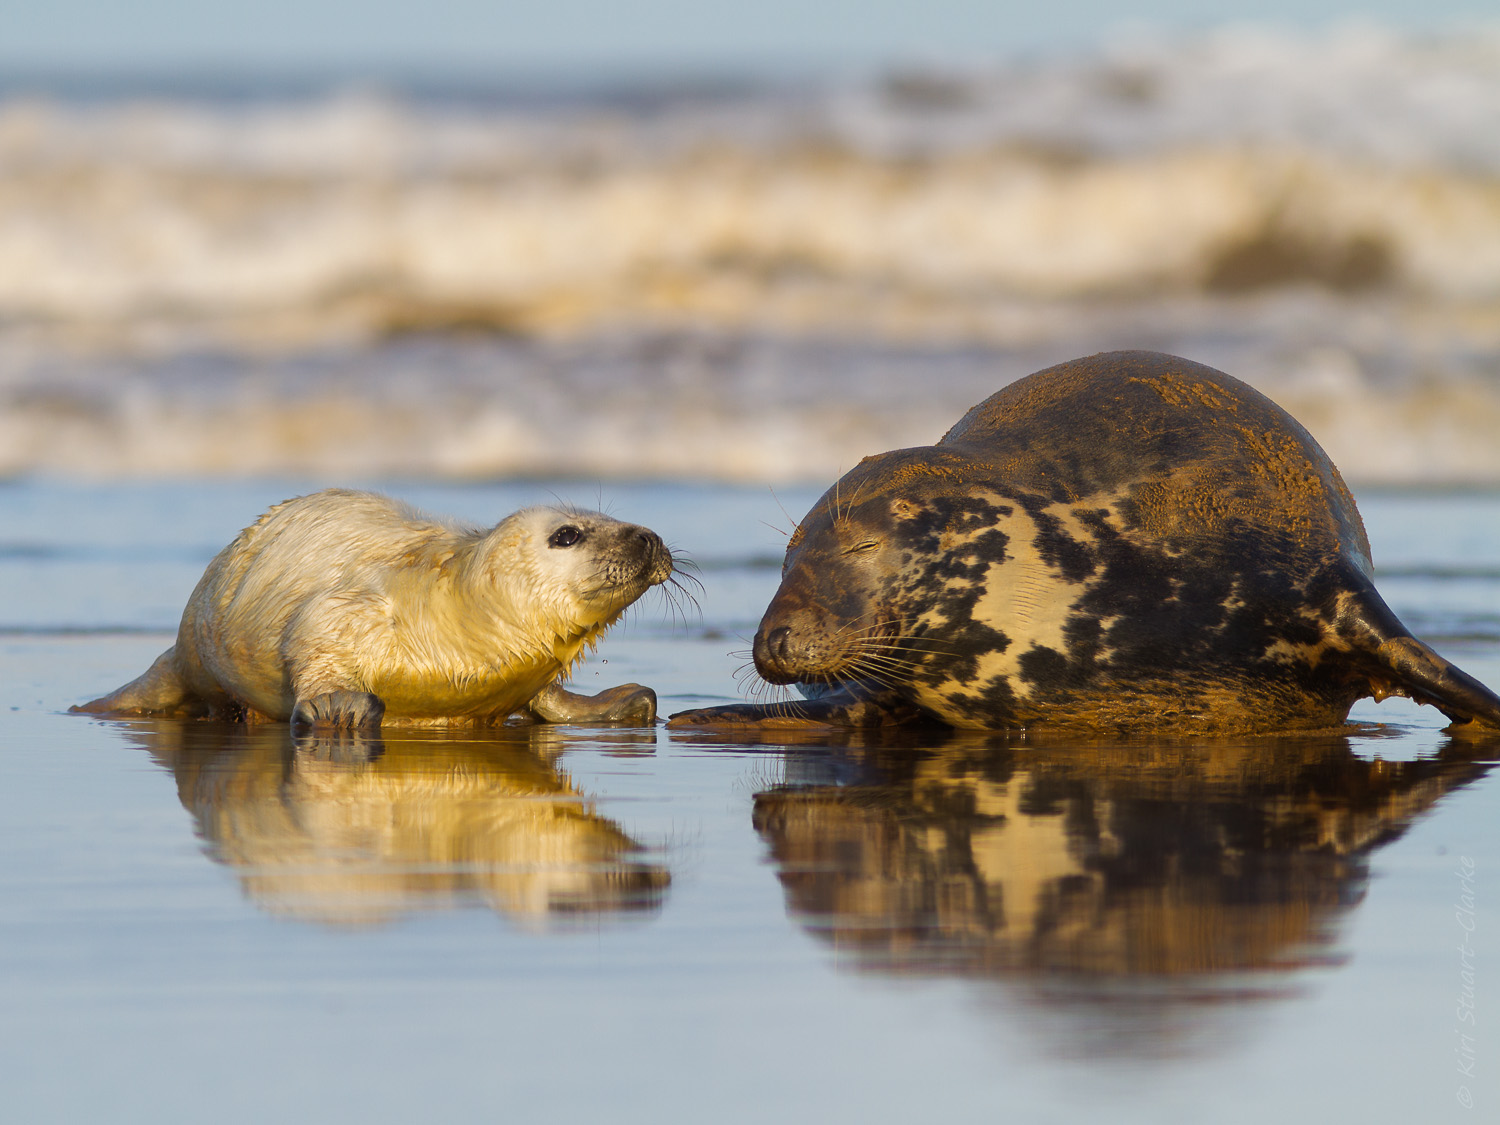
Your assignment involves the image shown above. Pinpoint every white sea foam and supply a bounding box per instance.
[1,25,1498,483]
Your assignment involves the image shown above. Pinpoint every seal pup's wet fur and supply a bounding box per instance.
[76,489,676,729]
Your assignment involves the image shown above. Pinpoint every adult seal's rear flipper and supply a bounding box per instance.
[1335,583,1500,731]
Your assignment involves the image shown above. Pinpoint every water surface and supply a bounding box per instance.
[2,480,1496,1122]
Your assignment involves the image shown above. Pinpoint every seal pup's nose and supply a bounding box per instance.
[631,526,672,582]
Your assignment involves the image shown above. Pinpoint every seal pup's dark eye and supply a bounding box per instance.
[549,526,584,548]
[848,540,879,555]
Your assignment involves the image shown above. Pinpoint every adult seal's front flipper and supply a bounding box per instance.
[1335,582,1500,731]
[667,685,928,731]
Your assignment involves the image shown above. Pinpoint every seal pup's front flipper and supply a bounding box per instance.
[527,682,658,725]
[292,690,386,731]
[1334,583,1500,730]
[70,647,198,716]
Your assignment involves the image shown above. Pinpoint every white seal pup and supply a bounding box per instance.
[74,489,677,728]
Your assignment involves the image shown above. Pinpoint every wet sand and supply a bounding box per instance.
[2,479,1497,1122]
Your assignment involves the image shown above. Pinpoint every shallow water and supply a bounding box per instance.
[1,478,1497,1122]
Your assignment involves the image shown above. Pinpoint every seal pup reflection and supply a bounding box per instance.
[673,351,1500,735]
[75,489,681,729]
[125,721,668,927]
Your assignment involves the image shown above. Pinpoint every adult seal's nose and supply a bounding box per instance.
[754,625,796,683]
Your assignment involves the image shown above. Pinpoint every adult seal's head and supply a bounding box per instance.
[674,350,1500,736]
[74,490,679,730]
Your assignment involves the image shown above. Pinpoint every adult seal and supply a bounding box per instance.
[671,351,1500,735]
[75,489,677,729]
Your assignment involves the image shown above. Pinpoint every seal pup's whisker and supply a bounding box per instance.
[653,552,705,630]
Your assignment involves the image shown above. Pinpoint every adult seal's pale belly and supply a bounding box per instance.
[75,489,679,730]
[671,350,1500,736]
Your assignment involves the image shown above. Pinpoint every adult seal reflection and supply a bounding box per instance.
[751,733,1493,984]
[74,489,678,729]
[672,351,1500,735]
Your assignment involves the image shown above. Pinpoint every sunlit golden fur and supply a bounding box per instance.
[75,489,673,726]
[127,723,668,928]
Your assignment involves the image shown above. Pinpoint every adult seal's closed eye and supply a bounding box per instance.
[670,350,1500,736]
[74,489,677,729]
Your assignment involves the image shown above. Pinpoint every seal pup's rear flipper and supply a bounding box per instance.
[1334,584,1500,730]
[70,646,196,716]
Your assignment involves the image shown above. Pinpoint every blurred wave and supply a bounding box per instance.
[2,24,1499,483]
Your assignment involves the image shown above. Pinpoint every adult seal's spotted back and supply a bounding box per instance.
[672,351,1500,735]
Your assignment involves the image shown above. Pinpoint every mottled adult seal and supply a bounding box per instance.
[75,489,676,729]
[672,351,1500,735]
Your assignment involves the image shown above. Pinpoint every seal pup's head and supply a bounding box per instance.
[476,506,676,633]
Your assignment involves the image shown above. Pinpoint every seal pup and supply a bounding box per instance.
[75,489,677,729]
[671,351,1500,735]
